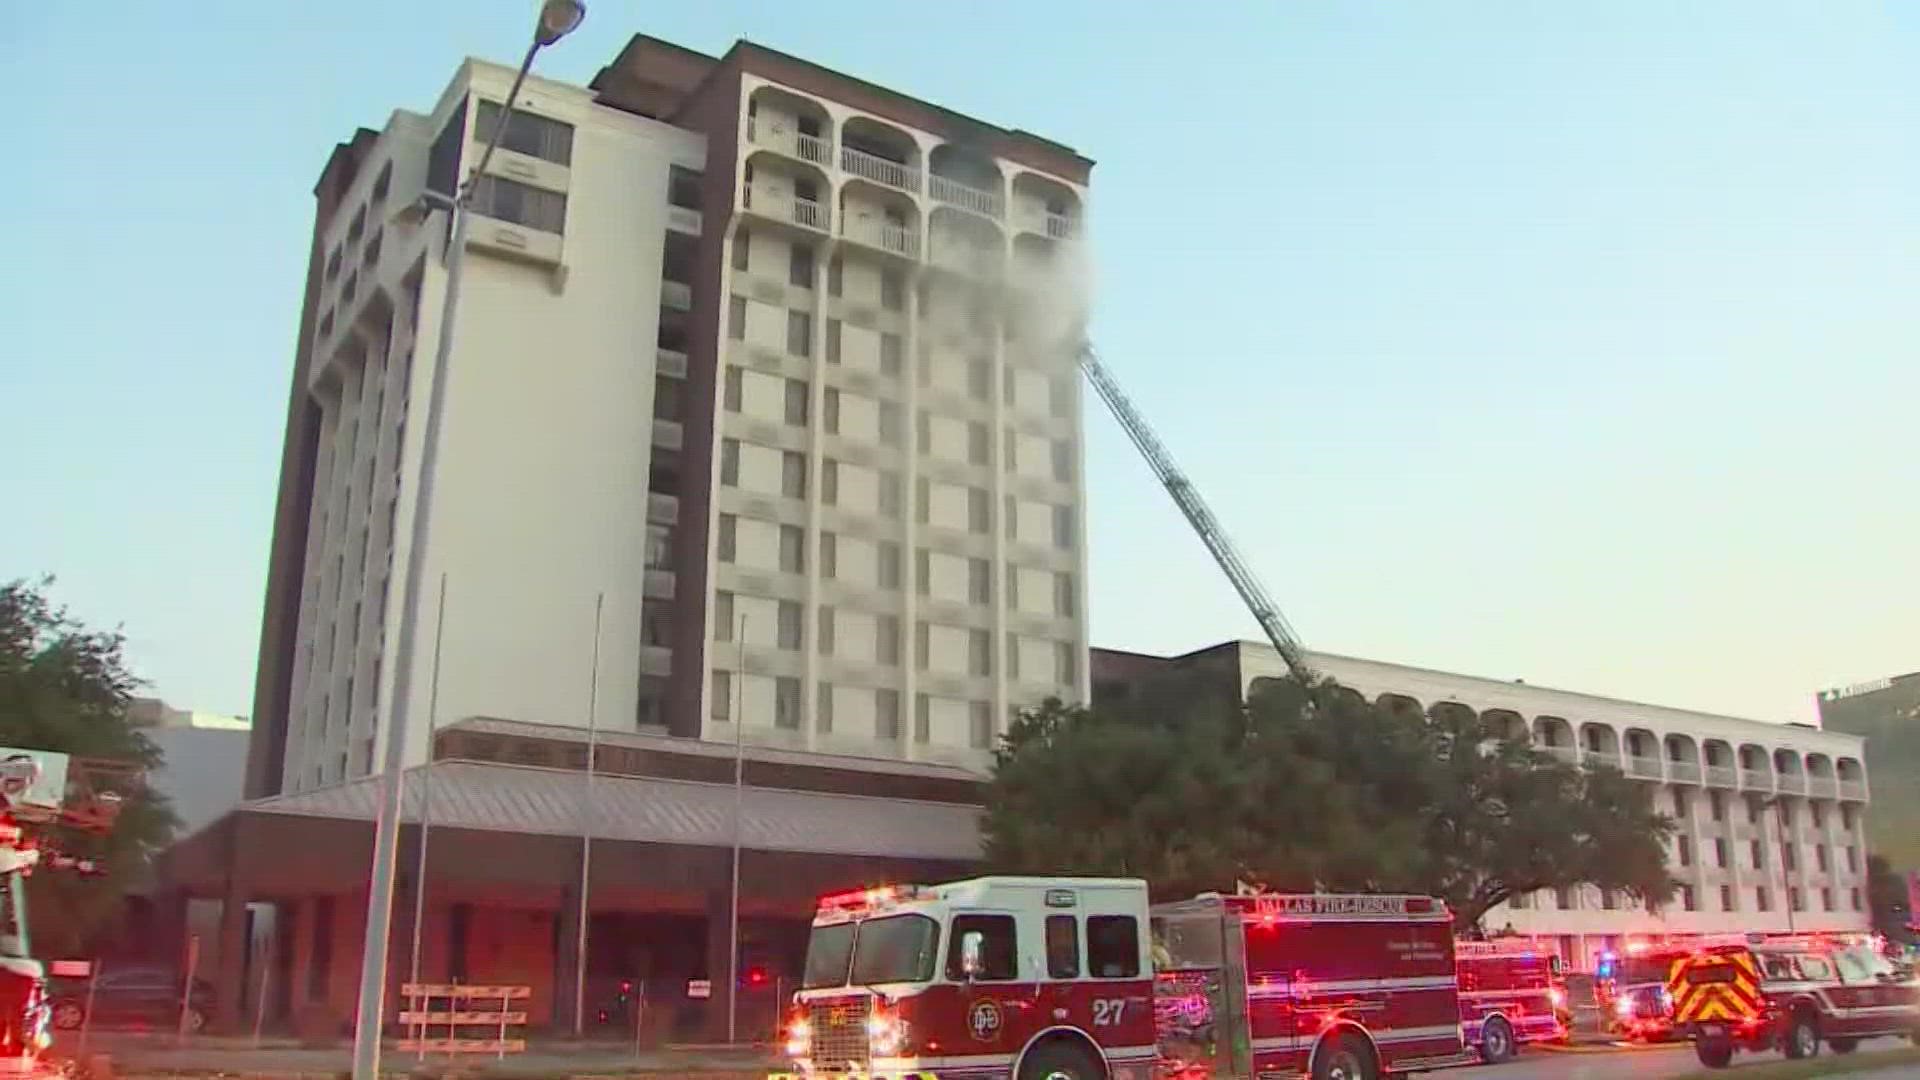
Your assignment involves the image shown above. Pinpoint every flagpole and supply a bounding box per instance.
[407,572,448,1061]
[727,613,746,1043]
[573,592,604,1036]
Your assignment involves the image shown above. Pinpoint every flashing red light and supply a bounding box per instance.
[619,979,632,993]
[745,966,769,987]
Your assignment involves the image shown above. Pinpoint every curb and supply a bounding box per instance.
[1535,1038,1681,1054]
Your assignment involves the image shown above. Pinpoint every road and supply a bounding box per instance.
[1447,1038,1913,1079]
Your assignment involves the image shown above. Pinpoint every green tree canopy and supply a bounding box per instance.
[0,578,177,957]
[983,673,1676,931]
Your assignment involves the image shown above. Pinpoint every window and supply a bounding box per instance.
[1714,837,1729,868]
[914,692,930,741]
[1600,889,1617,911]
[914,548,930,596]
[788,311,813,357]
[821,459,839,505]
[881,333,903,377]
[642,609,672,647]
[1053,505,1076,549]
[879,472,904,516]
[714,591,735,641]
[720,438,741,486]
[1709,792,1725,821]
[1681,886,1697,911]
[970,700,992,749]
[1054,572,1076,617]
[778,600,803,649]
[710,670,732,720]
[882,270,905,312]
[469,175,567,232]
[1842,805,1857,830]
[1720,885,1734,911]
[915,622,930,670]
[1671,790,1687,818]
[733,228,750,271]
[1056,642,1077,685]
[880,402,903,447]
[969,487,990,533]
[969,558,991,604]
[475,100,574,165]
[1087,916,1140,978]
[780,524,804,573]
[1845,847,1858,873]
[816,681,833,733]
[1783,843,1797,872]
[774,675,801,729]
[782,451,807,498]
[723,367,743,411]
[828,255,843,296]
[668,165,702,210]
[646,523,673,569]
[1555,886,1573,910]
[1051,439,1074,482]
[1811,803,1825,828]
[1750,839,1765,869]
[728,295,747,340]
[1789,887,1804,912]
[945,915,1017,981]
[876,688,900,739]
[879,543,903,590]
[1747,798,1761,825]
[654,375,684,421]
[1045,915,1079,978]
[1050,376,1072,419]
[969,629,992,676]
[969,422,989,465]
[823,388,840,434]
[1677,836,1692,867]
[1820,887,1833,911]
[1755,887,1771,912]
[1850,888,1862,911]
[967,359,991,401]
[1799,955,1834,981]
[877,615,901,666]
[817,606,835,656]
[716,514,738,562]
[1510,891,1531,910]
[785,378,809,426]
[820,532,838,579]
[790,245,815,288]
[826,320,842,363]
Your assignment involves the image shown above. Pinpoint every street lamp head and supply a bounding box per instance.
[535,0,586,46]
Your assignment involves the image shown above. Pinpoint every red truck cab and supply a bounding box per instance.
[1454,940,1565,1061]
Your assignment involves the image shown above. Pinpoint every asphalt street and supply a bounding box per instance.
[1446,1038,1914,1080]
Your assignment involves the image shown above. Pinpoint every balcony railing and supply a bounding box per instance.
[1705,764,1738,788]
[1776,773,1807,795]
[652,418,683,451]
[1668,760,1702,784]
[792,197,829,232]
[746,117,831,167]
[930,238,1001,278]
[1739,769,1774,792]
[930,174,1004,219]
[1838,779,1867,802]
[667,204,702,234]
[1543,746,1579,766]
[1580,750,1617,770]
[646,492,679,525]
[660,280,694,311]
[656,348,689,378]
[842,215,919,257]
[1626,756,1664,781]
[841,145,919,193]
[1807,776,1838,800]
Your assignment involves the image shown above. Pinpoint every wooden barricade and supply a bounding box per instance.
[398,983,530,1057]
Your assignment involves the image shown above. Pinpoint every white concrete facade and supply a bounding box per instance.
[1101,642,1873,969]
[276,48,1091,792]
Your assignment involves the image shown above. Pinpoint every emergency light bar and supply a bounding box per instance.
[815,884,935,912]
[1456,940,1554,957]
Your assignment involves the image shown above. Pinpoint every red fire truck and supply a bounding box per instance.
[777,875,1474,1080]
[1453,941,1564,1061]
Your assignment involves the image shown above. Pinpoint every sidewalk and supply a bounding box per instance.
[71,1034,781,1078]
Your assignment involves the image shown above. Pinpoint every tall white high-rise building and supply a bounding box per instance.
[245,35,1093,797]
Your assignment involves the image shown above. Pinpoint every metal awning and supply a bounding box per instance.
[241,760,983,862]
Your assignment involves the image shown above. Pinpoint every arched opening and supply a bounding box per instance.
[746,85,832,167]
[1737,744,1773,792]
[1482,709,1529,745]
[1623,728,1661,779]
[1772,749,1806,794]
[1578,723,1621,769]
[1533,717,1576,763]
[928,143,1004,219]
[742,151,832,234]
[1835,757,1866,800]
[1804,753,1836,798]
[1010,171,1081,240]
[1664,734,1701,783]
[1702,739,1735,787]
[839,115,920,194]
[927,206,1003,280]
[837,178,919,259]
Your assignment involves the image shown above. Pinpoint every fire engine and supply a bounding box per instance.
[776,875,1475,1080]
[1452,940,1564,1062]
[1669,935,1920,1068]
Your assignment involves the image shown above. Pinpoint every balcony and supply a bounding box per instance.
[929,238,1002,279]
[667,205,702,235]
[660,280,694,312]
[656,348,688,378]
[652,418,683,451]
[1739,769,1774,792]
[841,145,919,194]
[842,215,919,258]
[646,492,679,525]
[1626,756,1663,781]
[643,568,675,600]
[930,174,1004,220]
[1776,773,1807,796]
[1838,780,1867,802]
[746,117,831,168]
[1807,776,1838,800]
[1705,764,1738,788]
[1580,750,1617,770]
[1668,760,1702,785]
[1542,746,1579,766]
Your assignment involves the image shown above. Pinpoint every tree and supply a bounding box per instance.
[0,578,177,957]
[983,673,1676,932]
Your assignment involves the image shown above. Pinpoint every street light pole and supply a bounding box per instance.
[349,7,585,1080]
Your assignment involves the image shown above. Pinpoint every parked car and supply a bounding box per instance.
[46,964,215,1034]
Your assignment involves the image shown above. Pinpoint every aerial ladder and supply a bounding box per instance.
[1075,343,1316,683]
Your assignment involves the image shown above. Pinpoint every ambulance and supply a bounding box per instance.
[777,875,1474,1080]
[1668,935,1920,1068]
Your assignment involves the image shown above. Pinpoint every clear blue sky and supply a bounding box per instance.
[4,2,1915,725]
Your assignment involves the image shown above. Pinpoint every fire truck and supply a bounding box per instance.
[1452,941,1564,1062]
[1669,935,1920,1068]
[777,875,1474,1080]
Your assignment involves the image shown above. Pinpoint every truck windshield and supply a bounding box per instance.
[802,915,939,988]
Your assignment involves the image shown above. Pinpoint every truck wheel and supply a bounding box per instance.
[1479,1017,1516,1064]
[1019,1041,1103,1080]
[1782,1013,1819,1060]
[1828,1037,1857,1054]
[1313,1033,1378,1080]
[1695,1037,1733,1069]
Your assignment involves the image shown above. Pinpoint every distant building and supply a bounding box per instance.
[1817,671,1920,871]
[130,698,252,835]
[128,697,251,732]
[1095,642,1874,969]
